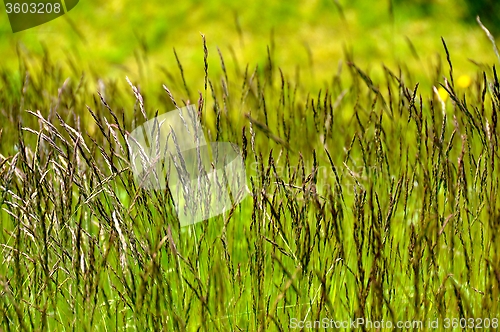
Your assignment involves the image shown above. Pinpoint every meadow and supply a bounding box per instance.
[1,0,500,330]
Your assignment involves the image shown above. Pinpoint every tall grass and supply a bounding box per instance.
[1,35,499,330]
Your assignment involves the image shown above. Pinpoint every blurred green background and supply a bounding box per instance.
[0,0,498,93]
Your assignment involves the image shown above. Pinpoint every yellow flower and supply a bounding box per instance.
[457,74,471,88]
[437,86,449,102]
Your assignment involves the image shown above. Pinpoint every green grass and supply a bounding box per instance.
[1,1,500,330]
[0,0,496,89]
[1,31,500,330]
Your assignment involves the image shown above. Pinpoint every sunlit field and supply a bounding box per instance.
[1,0,500,330]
